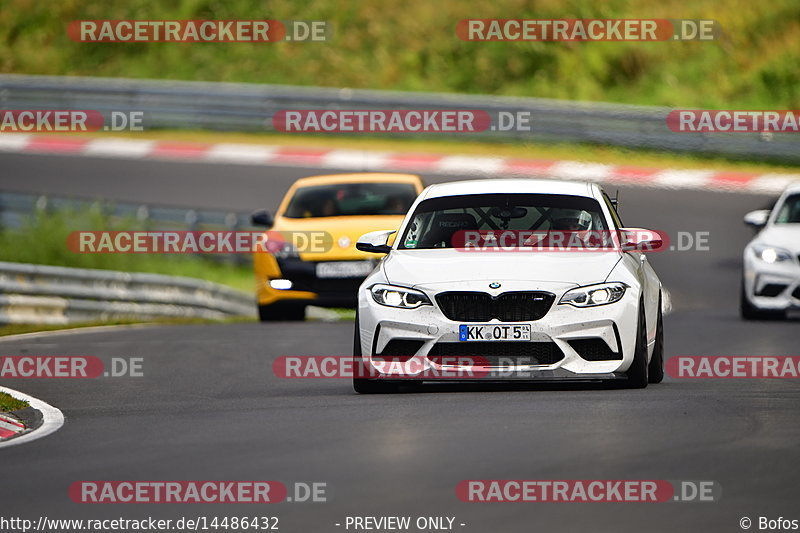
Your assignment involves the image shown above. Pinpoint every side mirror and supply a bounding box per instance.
[743,210,770,229]
[356,230,395,254]
[619,228,664,252]
[251,209,274,228]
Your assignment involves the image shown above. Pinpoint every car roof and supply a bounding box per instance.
[421,179,596,200]
[292,173,423,187]
[783,181,800,194]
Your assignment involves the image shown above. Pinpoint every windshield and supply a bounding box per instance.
[399,193,609,249]
[774,194,800,224]
[283,182,418,218]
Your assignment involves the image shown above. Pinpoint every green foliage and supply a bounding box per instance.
[1,0,797,107]
[0,392,28,412]
[0,208,255,292]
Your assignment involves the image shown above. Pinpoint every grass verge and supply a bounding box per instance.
[0,316,257,339]
[0,392,29,413]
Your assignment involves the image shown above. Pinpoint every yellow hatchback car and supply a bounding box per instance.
[251,173,424,320]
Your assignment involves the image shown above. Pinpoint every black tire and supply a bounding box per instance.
[258,301,306,322]
[352,312,397,394]
[740,276,785,320]
[740,277,759,320]
[623,301,649,389]
[648,294,665,384]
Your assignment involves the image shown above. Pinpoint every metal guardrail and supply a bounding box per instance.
[0,261,255,324]
[0,74,797,162]
[0,191,251,232]
[0,190,254,265]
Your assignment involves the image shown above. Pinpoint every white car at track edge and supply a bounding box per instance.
[352,179,665,393]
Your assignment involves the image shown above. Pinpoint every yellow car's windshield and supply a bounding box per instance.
[283,182,417,218]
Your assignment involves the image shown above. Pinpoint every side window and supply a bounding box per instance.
[602,192,624,229]
[776,195,800,223]
[403,212,432,248]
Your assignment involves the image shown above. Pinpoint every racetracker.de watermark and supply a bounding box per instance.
[448,229,670,252]
[70,481,286,503]
[274,356,492,380]
[457,19,720,41]
[667,110,800,132]
[67,231,333,254]
[457,480,720,502]
[67,20,330,42]
[0,110,143,132]
[272,109,532,133]
[667,357,800,379]
[68,481,327,504]
[439,230,709,253]
[0,356,143,378]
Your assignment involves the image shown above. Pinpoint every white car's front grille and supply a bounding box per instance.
[435,291,555,322]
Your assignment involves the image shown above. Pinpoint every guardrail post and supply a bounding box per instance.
[136,205,150,227]
[35,195,48,213]
[184,209,201,260]
[225,212,246,266]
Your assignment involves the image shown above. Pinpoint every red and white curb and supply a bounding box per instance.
[0,133,798,194]
[0,413,25,439]
[0,386,64,448]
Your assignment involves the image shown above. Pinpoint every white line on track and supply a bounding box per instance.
[0,322,170,343]
[205,143,279,164]
[436,155,505,175]
[84,138,156,158]
[322,149,391,169]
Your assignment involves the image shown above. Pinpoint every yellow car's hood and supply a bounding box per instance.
[271,215,405,261]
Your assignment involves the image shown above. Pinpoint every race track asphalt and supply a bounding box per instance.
[1,151,798,532]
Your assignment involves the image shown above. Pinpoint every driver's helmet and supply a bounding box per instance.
[550,209,592,231]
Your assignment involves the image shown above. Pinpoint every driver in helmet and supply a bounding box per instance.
[551,209,592,231]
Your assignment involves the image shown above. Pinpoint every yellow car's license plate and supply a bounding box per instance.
[315,261,374,278]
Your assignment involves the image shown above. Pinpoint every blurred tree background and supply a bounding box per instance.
[1,0,798,107]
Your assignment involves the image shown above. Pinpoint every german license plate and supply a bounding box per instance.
[459,324,531,341]
[316,261,374,279]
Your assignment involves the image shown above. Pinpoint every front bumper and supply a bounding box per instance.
[356,282,640,381]
[256,256,377,307]
[743,252,800,311]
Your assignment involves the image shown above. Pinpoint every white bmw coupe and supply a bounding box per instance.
[353,179,665,392]
[741,182,800,320]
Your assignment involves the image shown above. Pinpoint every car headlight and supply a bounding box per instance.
[272,242,299,259]
[257,232,301,259]
[752,244,792,264]
[370,284,431,309]
[559,282,628,307]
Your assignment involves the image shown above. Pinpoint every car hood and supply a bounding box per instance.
[382,249,623,288]
[753,225,800,254]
